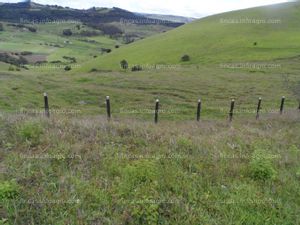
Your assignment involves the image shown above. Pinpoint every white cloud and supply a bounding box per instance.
[3,0,292,17]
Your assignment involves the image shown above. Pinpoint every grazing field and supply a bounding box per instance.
[0,63,299,121]
[80,2,300,71]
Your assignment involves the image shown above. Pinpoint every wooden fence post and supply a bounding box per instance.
[229,99,235,122]
[256,97,262,120]
[280,96,285,115]
[44,93,50,118]
[106,96,111,120]
[197,99,201,122]
[154,99,159,124]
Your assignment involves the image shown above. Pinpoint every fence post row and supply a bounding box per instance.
[197,99,202,122]
[280,96,285,115]
[44,93,50,118]
[41,93,297,122]
[256,97,262,120]
[106,96,111,120]
[229,99,235,122]
[154,99,159,124]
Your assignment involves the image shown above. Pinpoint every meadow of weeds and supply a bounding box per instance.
[1,111,299,224]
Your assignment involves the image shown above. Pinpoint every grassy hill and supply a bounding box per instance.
[80,1,300,71]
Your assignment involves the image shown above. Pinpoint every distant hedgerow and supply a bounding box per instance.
[131,65,142,72]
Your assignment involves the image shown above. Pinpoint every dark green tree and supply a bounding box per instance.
[120,60,128,70]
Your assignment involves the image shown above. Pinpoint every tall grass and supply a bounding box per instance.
[1,112,299,224]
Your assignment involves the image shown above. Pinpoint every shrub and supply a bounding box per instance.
[181,54,190,62]
[115,45,120,48]
[101,48,111,54]
[0,180,19,200]
[17,121,43,146]
[0,23,4,31]
[249,148,277,181]
[131,65,142,72]
[20,51,33,56]
[64,66,72,71]
[63,56,77,63]
[120,60,128,70]
[27,27,37,33]
[63,29,73,36]
[89,68,98,72]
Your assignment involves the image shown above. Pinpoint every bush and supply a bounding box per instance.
[131,65,142,72]
[63,29,73,36]
[181,54,190,62]
[20,51,33,56]
[27,27,37,33]
[101,48,111,54]
[120,60,128,70]
[64,66,72,71]
[63,56,77,63]
[0,23,4,31]
[89,68,98,72]
[249,148,277,181]
[17,121,43,146]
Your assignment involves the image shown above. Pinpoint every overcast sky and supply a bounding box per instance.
[2,0,292,17]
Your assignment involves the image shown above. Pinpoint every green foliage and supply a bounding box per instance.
[118,160,160,224]
[8,66,15,71]
[120,59,128,70]
[176,137,194,151]
[181,54,190,62]
[249,147,277,181]
[0,23,4,31]
[0,53,28,67]
[17,121,43,146]
[0,180,19,201]
[63,29,73,36]
[296,168,300,178]
[0,218,8,225]
[131,65,142,71]
[119,160,158,196]
[64,65,72,71]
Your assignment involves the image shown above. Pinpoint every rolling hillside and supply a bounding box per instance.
[80,1,300,71]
